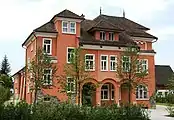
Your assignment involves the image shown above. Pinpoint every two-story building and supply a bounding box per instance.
[13,9,157,107]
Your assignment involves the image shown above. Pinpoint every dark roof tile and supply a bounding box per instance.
[155,65,173,86]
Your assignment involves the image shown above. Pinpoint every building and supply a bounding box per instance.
[13,9,157,107]
[155,65,173,97]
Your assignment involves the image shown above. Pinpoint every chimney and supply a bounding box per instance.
[81,14,85,18]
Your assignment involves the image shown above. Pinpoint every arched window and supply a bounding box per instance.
[136,85,148,99]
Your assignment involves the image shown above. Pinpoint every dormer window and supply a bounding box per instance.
[62,21,76,34]
[100,31,106,40]
[109,32,114,41]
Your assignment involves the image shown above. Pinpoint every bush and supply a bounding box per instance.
[166,105,174,117]
[0,101,150,120]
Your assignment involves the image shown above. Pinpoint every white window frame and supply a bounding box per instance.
[110,55,117,71]
[62,21,68,33]
[100,55,108,71]
[101,84,109,100]
[67,77,75,93]
[70,22,76,34]
[136,59,148,73]
[136,85,148,100]
[67,47,75,63]
[122,56,130,72]
[43,69,52,85]
[43,38,52,55]
[109,32,114,41]
[100,31,106,40]
[85,54,95,71]
[141,59,148,73]
[62,21,76,34]
[111,84,115,100]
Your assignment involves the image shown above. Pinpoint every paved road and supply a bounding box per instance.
[150,105,174,120]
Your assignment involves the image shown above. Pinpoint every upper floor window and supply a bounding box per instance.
[67,47,74,63]
[136,59,148,73]
[109,32,114,41]
[122,56,130,72]
[110,55,117,71]
[67,77,75,93]
[43,39,52,55]
[100,31,106,40]
[62,21,76,34]
[101,55,108,71]
[136,85,148,99]
[43,69,52,85]
[85,54,95,71]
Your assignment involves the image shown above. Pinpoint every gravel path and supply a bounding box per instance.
[150,105,174,120]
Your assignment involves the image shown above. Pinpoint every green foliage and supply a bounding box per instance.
[166,105,174,117]
[0,85,11,104]
[27,47,57,104]
[156,93,174,104]
[1,55,11,75]
[0,101,150,120]
[0,74,13,88]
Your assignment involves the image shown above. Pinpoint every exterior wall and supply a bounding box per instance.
[14,16,156,108]
[95,31,119,41]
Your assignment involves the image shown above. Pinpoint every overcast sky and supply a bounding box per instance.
[0,0,174,74]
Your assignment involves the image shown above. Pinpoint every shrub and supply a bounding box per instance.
[166,104,174,117]
[0,101,150,120]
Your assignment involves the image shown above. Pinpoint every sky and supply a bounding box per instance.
[0,0,174,74]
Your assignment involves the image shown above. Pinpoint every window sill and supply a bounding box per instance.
[67,91,76,94]
[136,98,149,101]
[85,69,95,72]
[110,70,116,72]
[101,70,108,72]
[101,99,110,100]
[62,32,76,35]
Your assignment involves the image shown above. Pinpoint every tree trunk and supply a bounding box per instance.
[78,83,80,105]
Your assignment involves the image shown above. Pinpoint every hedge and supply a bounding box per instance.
[0,101,150,120]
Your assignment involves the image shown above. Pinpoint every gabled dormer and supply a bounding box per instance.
[51,9,84,37]
[87,19,123,41]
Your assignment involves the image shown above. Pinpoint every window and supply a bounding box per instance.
[43,69,52,85]
[141,59,148,72]
[136,85,148,99]
[67,77,75,93]
[136,59,148,73]
[122,56,130,72]
[62,21,76,34]
[101,84,109,100]
[67,48,74,63]
[85,54,95,71]
[111,84,114,100]
[62,21,68,33]
[100,31,106,40]
[43,39,52,54]
[70,22,76,33]
[109,32,114,41]
[110,55,117,71]
[101,55,108,71]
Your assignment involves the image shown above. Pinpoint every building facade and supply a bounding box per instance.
[13,9,157,107]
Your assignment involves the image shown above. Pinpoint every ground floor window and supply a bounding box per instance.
[136,85,148,99]
[101,84,109,100]
[111,84,114,100]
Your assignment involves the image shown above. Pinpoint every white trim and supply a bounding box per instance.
[66,77,76,93]
[35,32,57,38]
[54,17,82,23]
[131,37,154,42]
[85,54,95,71]
[110,55,117,71]
[141,59,148,73]
[101,84,110,100]
[136,85,148,100]
[67,47,75,63]
[109,32,114,41]
[62,21,68,33]
[70,22,76,34]
[100,31,106,40]
[43,69,52,85]
[43,38,52,55]
[139,52,155,56]
[100,55,108,71]
[62,21,76,34]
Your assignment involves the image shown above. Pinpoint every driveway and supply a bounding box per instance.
[150,105,173,120]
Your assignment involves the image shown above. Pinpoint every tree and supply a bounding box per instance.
[27,47,57,104]
[0,74,13,89]
[59,47,92,105]
[1,55,11,75]
[116,45,148,104]
[0,85,10,105]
